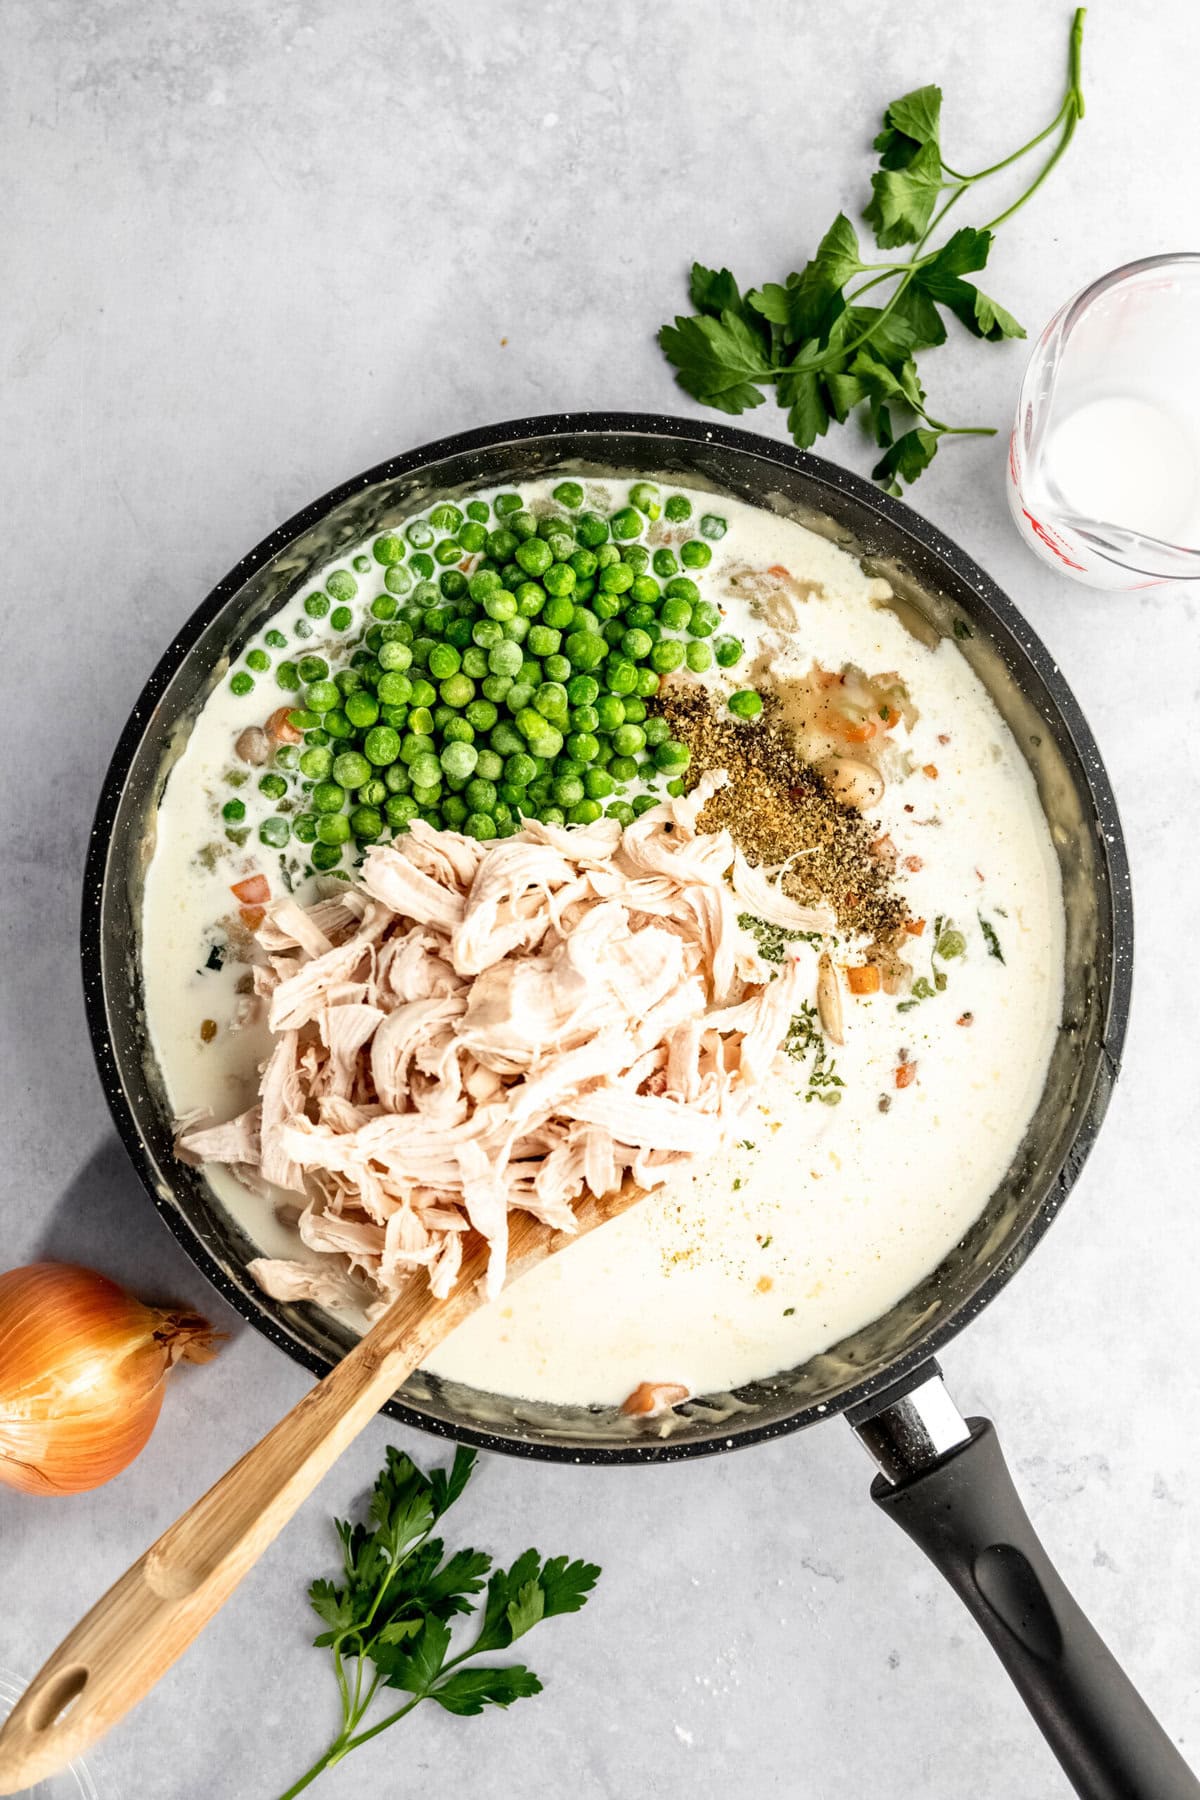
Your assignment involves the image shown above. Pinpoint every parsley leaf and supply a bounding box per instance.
[873,84,944,169]
[656,11,1086,489]
[689,262,752,321]
[278,1450,600,1800]
[658,310,772,414]
[428,1444,478,1520]
[911,229,1025,341]
[872,428,942,494]
[539,1554,604,1618]
[777,366,829,449]
[864,138,944,248]
[749,214,865,343]
[383,1614,453,1697]
[978,914,1006,962]
[432,1666,543,1716]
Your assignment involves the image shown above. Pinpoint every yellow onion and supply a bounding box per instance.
[0,1263,221,1497]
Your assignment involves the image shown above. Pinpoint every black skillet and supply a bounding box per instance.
[81,416,1196,1798]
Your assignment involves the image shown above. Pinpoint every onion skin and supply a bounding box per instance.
[0,1263,219,1497]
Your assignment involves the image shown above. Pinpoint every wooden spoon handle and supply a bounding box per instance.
[0,1270,479,1795]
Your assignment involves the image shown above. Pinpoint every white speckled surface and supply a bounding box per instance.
[2,3,1199,1796]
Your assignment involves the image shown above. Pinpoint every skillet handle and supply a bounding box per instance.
[852,1369,1199,1800]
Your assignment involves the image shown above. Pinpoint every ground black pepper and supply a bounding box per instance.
[659,686,906,937]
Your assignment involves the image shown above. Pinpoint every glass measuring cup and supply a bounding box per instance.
[1007,253,1200,588]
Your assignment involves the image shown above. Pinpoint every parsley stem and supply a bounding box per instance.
[938,103,1067,187]
[980,8,1085,231]
[769,182,970,383]
[981,103,1081,233]
[333,1647,350,1723]
[941,9,1084,187]
[275,1741,347,1800]
[339,1693,424,1756]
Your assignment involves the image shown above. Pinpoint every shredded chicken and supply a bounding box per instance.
[178,777,830,1310]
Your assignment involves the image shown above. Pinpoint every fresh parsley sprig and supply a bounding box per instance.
[658,9,1086,491]
[278,1445,600,1799]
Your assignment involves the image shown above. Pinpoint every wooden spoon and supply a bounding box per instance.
[0,1181,644,1794]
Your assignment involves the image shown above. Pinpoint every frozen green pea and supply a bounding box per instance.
[727,689,763,719]
[489,640,524,678]
[542,561,576,597]
[440,741,479,781]
[688,601,722,637]
[311,781,345,815]
[650,638,685,674]
[374,533,405,565]
[306,680,339,713]
[348,804,383,842]
[345,690,380,728]
[654,738,692,771]
[300,745,334,780]
[598,562,634,595]
[428,643,461,680]
[364,725,402,764]
[514,536,552,576]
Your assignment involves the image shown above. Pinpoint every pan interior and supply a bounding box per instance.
[90,420,1129,1460]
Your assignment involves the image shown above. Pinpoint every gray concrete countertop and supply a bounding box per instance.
[3,3,1198,1795]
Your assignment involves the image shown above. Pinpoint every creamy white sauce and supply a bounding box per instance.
[141,481,1064,1406]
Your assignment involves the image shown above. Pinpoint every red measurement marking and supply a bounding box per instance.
[1021,506,1086,571]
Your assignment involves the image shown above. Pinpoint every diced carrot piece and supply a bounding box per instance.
[238,906,265,931]
[767,564,792,579]
[906,918,926,936]
[266,707,303,745]
[904,855,924,873]
[846,964,881,996]
[895,1062,917,1089]
[922,762,939,779]
[230,873,270,905]
[620,1381,690,1418]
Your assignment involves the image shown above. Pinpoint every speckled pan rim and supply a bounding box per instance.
[81,412,1133,1465]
